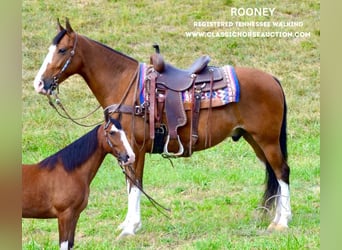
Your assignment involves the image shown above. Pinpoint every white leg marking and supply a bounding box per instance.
[60,241,68,250]
[272,180,292,228]
[117,182,141,238]
[33,45,56,93]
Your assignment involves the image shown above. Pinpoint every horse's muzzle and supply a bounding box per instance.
[118,153,135,166]
[34,78,57,95]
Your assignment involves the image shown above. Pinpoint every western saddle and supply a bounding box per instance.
[146,45,225,158]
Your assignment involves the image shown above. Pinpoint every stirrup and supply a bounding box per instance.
[162,135,184,158]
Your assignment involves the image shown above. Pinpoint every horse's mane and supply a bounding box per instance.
[52,30,67,45]
[86,36,138,64]
[52,28,138,64]
[39,125,101,172]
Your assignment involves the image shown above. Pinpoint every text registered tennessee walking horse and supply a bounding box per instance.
[22,118,135,250]
[33,18,291,237]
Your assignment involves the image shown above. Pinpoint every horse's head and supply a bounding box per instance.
[103,118,135,166]
[34,18,79,95]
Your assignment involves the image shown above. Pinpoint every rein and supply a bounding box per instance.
[47,93,102,127]
[118,163,171,218]
[103,67,139,118]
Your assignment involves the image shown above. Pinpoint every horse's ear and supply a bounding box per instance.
[65,17,74,34]
[57,18,64,32]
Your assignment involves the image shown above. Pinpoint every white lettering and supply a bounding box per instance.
[193,21,234,27]
[272,21,304,27]
[231,7,276,17]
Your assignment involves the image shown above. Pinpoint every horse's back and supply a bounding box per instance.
[234,66,284,105]
[232,67,285,134]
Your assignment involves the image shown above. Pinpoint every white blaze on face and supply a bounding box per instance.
[110,123,135,164]
[33,45,57,93]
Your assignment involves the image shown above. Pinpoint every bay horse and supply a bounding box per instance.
[32,18,291,237]
[22,118,135,250]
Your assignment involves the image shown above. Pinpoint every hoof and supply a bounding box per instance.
[117,231,135,240]
[267,222,289,232]
[116,221,142,239]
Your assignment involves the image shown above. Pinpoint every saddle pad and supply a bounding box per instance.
[139,63,240,109]
[139,63,147,104]
[183,65,240,109]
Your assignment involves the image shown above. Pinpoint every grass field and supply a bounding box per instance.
[22,0,319,249]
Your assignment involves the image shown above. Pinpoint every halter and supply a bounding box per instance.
[51,32,78,93]
[104,119,115,149]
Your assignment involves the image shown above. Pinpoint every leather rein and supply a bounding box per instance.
[47,93,102,127]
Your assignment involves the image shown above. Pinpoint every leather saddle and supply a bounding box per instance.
[150,46,223,91]
[146,45,225,157]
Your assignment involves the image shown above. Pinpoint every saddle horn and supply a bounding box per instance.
[150,44,165,72]
[153,44,160,54]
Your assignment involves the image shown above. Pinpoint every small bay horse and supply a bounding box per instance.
[22,118,135,250]
[33,18,291,237]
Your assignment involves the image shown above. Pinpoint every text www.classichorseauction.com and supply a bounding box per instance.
[185,7,311,38]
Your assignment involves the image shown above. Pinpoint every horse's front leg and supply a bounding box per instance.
[58,211,77,250]
[117,152,145,238]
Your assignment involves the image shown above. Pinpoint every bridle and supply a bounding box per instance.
[46,32,103,127]
[49,32,78,94]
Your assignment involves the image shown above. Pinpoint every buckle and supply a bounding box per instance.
[135,105,143,115]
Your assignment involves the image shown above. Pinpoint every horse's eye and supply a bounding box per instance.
[58,48,67,54]
[109,131,116,136]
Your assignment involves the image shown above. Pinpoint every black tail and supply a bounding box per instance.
[264,162,279,209]
[276,76,288,162]
[263,77,288,208]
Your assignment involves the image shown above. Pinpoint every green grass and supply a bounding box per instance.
[22,0,319,249]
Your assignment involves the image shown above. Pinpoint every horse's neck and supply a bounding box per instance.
[80,146,107,184]
[79,36,139,108]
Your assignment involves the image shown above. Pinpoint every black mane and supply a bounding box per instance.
[52,29,67,45]
[39,125,100,172]
[86,36,138,64]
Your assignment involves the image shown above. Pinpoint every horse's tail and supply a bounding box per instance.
[275,76,288,162]
[263,76,288,208]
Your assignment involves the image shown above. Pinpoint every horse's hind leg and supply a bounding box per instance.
[261,143,291,231]
[243,133,291,231]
